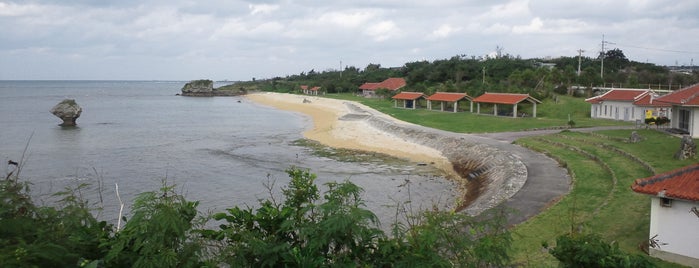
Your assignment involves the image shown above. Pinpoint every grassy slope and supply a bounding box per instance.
[314,92,690,267]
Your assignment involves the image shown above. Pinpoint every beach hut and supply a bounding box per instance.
[426,92,473,112]
[392,92,426,109]
[472,92,541,118]
[359,78,406,98]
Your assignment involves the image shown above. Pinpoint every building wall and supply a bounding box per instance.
[648,197,699,266]
[592,101,639,121]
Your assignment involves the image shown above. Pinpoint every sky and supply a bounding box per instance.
[1,0,699,81]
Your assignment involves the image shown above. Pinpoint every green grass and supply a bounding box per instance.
[512,130,692,267]
[322,93,631,133]
[294,92,690,267]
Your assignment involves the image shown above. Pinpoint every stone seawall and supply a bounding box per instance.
[344,103,527,215]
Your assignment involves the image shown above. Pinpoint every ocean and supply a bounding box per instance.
[0,80,455,226]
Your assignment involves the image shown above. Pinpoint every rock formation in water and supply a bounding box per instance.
[181,79,214,96]
[180,79,247,96]
[50,99,82,126]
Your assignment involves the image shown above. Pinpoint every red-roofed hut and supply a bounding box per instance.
[426,92,473,112]
[392,92,426,109]
[472,92,541,118]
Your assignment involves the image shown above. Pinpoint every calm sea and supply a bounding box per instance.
[0,80,455,225]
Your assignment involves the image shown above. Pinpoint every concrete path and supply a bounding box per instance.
[475,126,635,225]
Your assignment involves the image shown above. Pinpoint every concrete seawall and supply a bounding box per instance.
[344,103,529,216]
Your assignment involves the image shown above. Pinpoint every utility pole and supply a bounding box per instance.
[577,49,585,76]
[600,34,605,80]
[482,66,486,84]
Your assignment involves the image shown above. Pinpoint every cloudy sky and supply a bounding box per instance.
[1,0,698,80]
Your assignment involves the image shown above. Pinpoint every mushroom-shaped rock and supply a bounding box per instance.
[50,99,82,126]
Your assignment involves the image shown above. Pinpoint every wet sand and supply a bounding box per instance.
[245,93,458,181]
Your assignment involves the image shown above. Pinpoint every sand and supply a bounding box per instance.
[245,92,458,180]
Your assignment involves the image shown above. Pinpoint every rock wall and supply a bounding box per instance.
[344,103,527,215]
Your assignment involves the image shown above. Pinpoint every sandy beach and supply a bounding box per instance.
[246,92,458,180]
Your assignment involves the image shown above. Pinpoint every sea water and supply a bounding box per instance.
[0,80,455,226]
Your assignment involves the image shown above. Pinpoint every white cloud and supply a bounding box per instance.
[364,20,399,42]
[430,24,461,39]
[248,4,279,15]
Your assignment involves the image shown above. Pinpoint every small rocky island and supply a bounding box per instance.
[50,99,82,126]
[180,79,247,97]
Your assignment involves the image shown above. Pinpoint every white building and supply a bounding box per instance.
[632,164,699,267]
[655,83,699,137]
[585,89,668,122]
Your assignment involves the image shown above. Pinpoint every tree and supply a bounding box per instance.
[547,232,654,268]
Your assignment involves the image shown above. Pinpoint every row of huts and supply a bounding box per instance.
[359,77,541,118]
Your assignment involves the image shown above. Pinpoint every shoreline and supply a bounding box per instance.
[245,92,464,200]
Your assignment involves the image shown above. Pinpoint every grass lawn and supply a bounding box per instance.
[513,129,694,267]
[322,93,631,133]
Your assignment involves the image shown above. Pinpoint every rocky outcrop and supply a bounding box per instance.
[180,80,247,96]
[181,79,214,96]
[50,99,82,126]
[674,135,696,160]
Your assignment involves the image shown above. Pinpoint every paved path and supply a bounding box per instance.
[474,126,635,225]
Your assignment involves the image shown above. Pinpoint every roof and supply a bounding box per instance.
[655,83,699,106]
[427,92,472,102]
[392,92,426,100]
[300,85,308,90]
[632,163,699,201]
[632,94,671,107]
[309,86,320,91]
[472,92,541,105]
[359,78,406,91]
[585,89,649,103]
[359,82,380,90]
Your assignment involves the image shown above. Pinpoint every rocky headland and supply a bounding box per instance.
[180,79,247,97]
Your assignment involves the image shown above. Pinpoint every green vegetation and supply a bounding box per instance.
[322,93,630,133]
[2,166,512,267]
[250,50,699,99]
[512,129,693,267]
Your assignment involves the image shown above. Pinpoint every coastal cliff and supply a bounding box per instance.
[180,79,246,96]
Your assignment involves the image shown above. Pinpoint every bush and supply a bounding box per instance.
[547,232,654,268]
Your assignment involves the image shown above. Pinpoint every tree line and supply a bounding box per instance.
[254,49,699,101]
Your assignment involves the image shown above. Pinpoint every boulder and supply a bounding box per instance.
[50,99,82,126]
[181,79,214,96]
[629,131,642,143]
[674,135,697,160]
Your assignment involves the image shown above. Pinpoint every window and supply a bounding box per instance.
[660,198,672,207]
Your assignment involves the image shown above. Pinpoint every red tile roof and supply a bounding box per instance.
[300,85,308,90]
[632,163,699,201]
[310,86,320,91]
[359,78,406,91]
[359,82,380,90]
[427,92,471,102]
[633,94,671,107]
[655,83,699,106]
[472,92,541,105]
[392,92,425,100]
[585,89,648,103]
